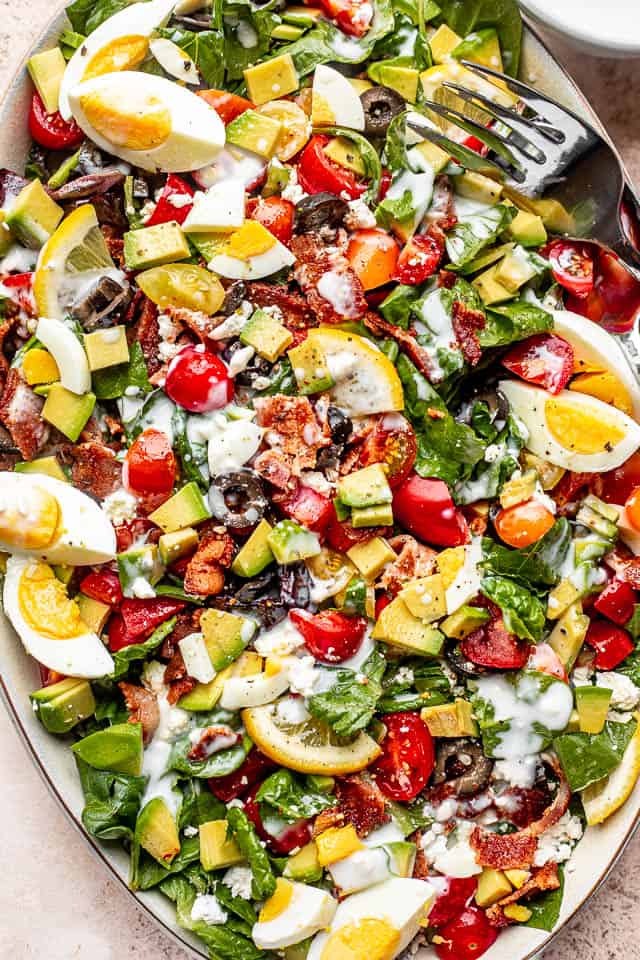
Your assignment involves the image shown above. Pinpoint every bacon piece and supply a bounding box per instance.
[313,775,389,839]
[167,676,196,705]
[486,862,561,928]
[292,234,367,324]
[61,440,122,499]
[101,225,125,267]
[129,295,161,376]
[163,647,197,704]
[184,524,235,597]
[452,299,485,366]
[253,448,295,491]
[246,282,316,331]
[379,534,438,594]
[118,681,159,744]
[412,830,431,880]
[188,726,242,761]
[254,395,330,485]
[495,785,553,830]
[0,314,19,391]
[427,175,458,232]
[0,369,49,460]
[165,304,219,342]
[160,609,203,660]
[437,269,457,290]
[363,312,439,381]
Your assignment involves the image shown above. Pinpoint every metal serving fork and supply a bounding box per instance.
[406,60,640,275]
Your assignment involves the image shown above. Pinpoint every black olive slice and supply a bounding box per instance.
[361,85,406,137]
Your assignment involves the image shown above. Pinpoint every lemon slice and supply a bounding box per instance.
[420,62,517,141]
[581,716,640,826]
[243,702,381,775]
[34,204,118,319]
[307,327,404,417]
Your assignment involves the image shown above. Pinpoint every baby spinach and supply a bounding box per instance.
[481,575,546,642]
[455,412,525,505]
[525,866,565,932]
[76,758,146,841]
[66,0,131,34]
[170,721,252,779]
[111,617,177,681]
[226,807,277,900]
[92,341,152,401]
[480,519,572,588]
[446,204,515,268]
[222,0,281,80]
[479,300,554,348]
[554,719,638,792]
[307,648,386,737]
[157,26,225,87]
[256,770,333,821]
[435,0,523,75]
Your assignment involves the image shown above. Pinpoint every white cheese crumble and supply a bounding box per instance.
[345,198,376,231]
[276,695,310,725]
[130,576,156,599]
[255,618,305,658]
[288,655,319,697]
[223,865,253,899]
[183,825,198,837]
[210,300,253,340]
[596,671,640,712]
[157,312,183,362]
[227,344,255,376]
[420,819,482,878]
[280,166,307,204]
[101,488,138,525]
[533,812,583,867]
[191,894,228,926]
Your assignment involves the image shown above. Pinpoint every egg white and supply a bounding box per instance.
[4,556,115,678]
[219,664,291,710]
[445,537,482,614]
[208,238,295,280]
[252,882,338,950]
[149,37,200,84]
[35,317,90,395]
[312,64,365,130]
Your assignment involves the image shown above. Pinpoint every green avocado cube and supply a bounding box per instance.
[350,503,394,528]
[30,677,96,734]
[372,595,444,656]
[84,325,129,371]
[288,338,334,396]
[200,608,255,670]
[27,47,67,113]
[77,593,112,634]
[123,221,190,270]
[231,518,274,577]
[148,481,211,533]
[575,685,612,734]
[240,309,293,362]
[346,537,396,580]
[42,383,96,442]
[399,574,447,623]
[440,605,490,640]
[72,722,143,775]
[473,263,514,305]
[494,247,539,294]
[5,179,63,248]
[244,53,299,106]
[158,528,199,566]
[271,23,304,40]
[200,820,244,870]
[338,463,392,509]
[14,455,68,483]
[267,519,321,564]
[385,841,416,877]
[285,841,323,883]
[135,797,180,866]
[226,109,283,159]
[506,209,548,248]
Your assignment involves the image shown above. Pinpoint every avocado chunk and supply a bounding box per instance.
[14,455,68,483]
[118,544,164,598]
[429,23,463,62]
[576,494,619,540]
[324,137,366,175]
[506,209,547,248]
[28,47,67,113]
[452,27,503,72]
[453,171,503,205]
[338,464,392,509]
[283,5,323,26]
[459,242,515,277]
[135,797,181,865]
[347,537,396,580]
[158,527,199,566]
[85,325,129,371]
[413,139,450,175]
[547,579,582,620]
[72,722,143,775]
[440,605,490,640]
[30,677,96,734]
[231,518,274,577]
[0,212,14,256]
[547,601,589,668]
[494,247,539,293]
[226,109,283,159]
[399,574,447,623]
[531,197,575,234]
[385,841,417,878]
[285,841,323,883]
[288,338,334,396]
[271,23,304,40]
[267,519,321,564]
[5,179,63,249]
[475,868,512,908]
[77,593,112,634]
[372,595,444,656]
[421,698,478,737]
[244,53,299,106]
[123,221,190,270]
[350,503,394,528]
[148,481,211,533]
[42,383,96,442]
[499,469,537,509]
[473,263,514,306]
[200,608,255,670]
[240,308,293,362]
[200,819,244,870]
[178,664,232,711]
[368,63,419,102]
[575,685,612,734]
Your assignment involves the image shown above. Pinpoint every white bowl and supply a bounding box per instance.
[520,0,640,58]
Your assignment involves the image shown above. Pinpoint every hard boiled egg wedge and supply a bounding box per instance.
[58,0,176,120]
[0,472,116,565]
[311,64,365,130]
[149,37,200,84]
[307,877,435,960]
[499,379,640,472]
[67,72,225,173]
[4,556,114,678]
[252,879,337,950]
[208,220,295,280]
[219,657,290,710]
[35,317,90,395]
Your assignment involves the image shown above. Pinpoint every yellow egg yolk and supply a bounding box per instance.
[0,486,60,550]
[436,546,467,589]
[569,371,633,416]
[225,221,277,260]
[79,89,172,151]
[545,397,626,454]
[18,562,87,640]
[311,93,336,126]
[320,919,400,960]
[259,879,294,922]
[83,35,150,81]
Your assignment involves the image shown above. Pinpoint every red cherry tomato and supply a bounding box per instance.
[461,613,530,670]
[197,89,254,125]
[28,92,84,149]
[298,135,365,199]
[325,503,390,553]
[145,174,194,227]
[315,0,373,36]
[79,570,123,607]
[346,229,399,291]
[394,226,445,285]
[375,593,392,618]
[585,619,634,670]
[548,240,595,299]
[124,428,176,496]
[119,597,186,641]
[244,783,312,855]
[501,332,574,394]
[494,500,556,549]
[280,485,334,534]
[435,906,498,960]
[393,474,469,547]
[378,168,392,201]
[601,453,640,504]
[165,344,233,413]
[527,642,568,681]
[594,578,637,625]
[625,486,640,532]
[247,196,295,246]
[567,249,640,334]
[428,877,477,929]
[208,748,277,802]
[371,712,434,801]
[360,413,417,487]
[289,609,368,663]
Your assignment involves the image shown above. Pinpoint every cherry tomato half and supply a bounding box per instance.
[527,642,568,681]
[298,135,365,199]
[79,570,123,607]
[197,89,254,125]
[494,500,556,548]
[315,0,373,36]
[625,486,640,532]
[280,485,334,534]
[394,226,445,285]
[567,249,640,334]
[247,196,295,246]
[600,453,640,504]
[501,332,574,394]
[428,877,477,929]
[289,608,368,663]
[360,414,417,487]
[244,783,312,855]
[124,428,176,495]
[435,906,498,960]
[371,712,434,801]
[548,240,594,299]
[145,174,194,227]
[165,344,233,413]
[461,613,530,670]
[393,474,469,547]
[347,229,399,291]
[28,92,84,149]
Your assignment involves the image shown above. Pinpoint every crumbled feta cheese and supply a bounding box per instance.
[276,696,310,725]
[227,344,255,376]
[533,811,583,867]
[571,664,594,686]
[255,618,305,658]
[421,819,482,878]
[157,312,183,362]
[130,575,156,599]
[260,304,284,322]
[596,671,640,711]
[394,666,415,686]
[223,865,253,899]
[183,825,198,837]
[209,300,253,340]
[288,655,319,697]
[163,705,190,739]
[142,660,166,694]
[191,894,228,926]
[344,198,376,231]
[300,470,333,497]
[101,487,138,525]
[492,757,538,790]
[280,167,307,205]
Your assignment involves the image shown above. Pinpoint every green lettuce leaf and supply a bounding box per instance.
[157,26,225,87]
[92,341,152,401]
[308,648,386,737]
[76,758,146,841]
[481,575,546,642]
[445,204,515,268]
[479,300,554,349]
[435,0,523,75]
[256,770,334,822]
[480,519,572,587]
[554,719,638,792]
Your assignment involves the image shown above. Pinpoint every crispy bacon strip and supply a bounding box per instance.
[363,312,439,381]
[452,299,485,366]
[486,862,561,928]
[379,535,438,595]
[246,282,315,330]
[188,726,241,762]
[118,681,160,744]
[165,304,219,342]
[0,314,19,392]
[292,234,367,325]
[61,440,122,499]
[129,295,161,376]
[184,525,235,597]
[254,395,330,487]
[0,368,49,460]
[313,775,389,838]
[426,175,458,232]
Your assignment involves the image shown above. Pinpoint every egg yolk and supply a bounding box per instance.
[311,93,335,126]
[83,35,150,81]
[0,486,60,550]
[545,397,626,454]
[320,919,400,960]
[259,879,294,922]
[436,546,467,589]
[18,562,86,640]
[225,221,277,260]
[79,89,172,151]
[569,371,633,416]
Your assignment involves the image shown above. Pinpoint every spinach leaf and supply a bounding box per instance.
[481,575,546,642]
[380,283,422,330]
[93,341,152,401]
[158,26,225,87]
[625,604,640,642]
[194,925,264,960]
[214,880,257,927]
[435,0,523,75]
[446,204,515,268]
[111,617,177,681]
[66,0,131,34]
[554,720,638,792]
[223,0,280,81]
[170,728,252,779]
[76,758,146,841]
[226,807,277,900]
[455,412,525,505]
[386,799,433,835]
[159,874,199,927]
[133,836,201,891]
[253,356,297,396]
[479,300,553,348]
[256,770,333,822]
[172,407,209,489]
[525,865,564,932]
[379,660,452,713]
[320,126,382,203]
[480,519,571,587]
[179,780,226,830]
[307,648,386,737]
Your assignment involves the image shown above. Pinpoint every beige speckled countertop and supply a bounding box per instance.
[1,4,640,958]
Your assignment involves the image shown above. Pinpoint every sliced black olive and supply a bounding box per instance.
[71,275,132,331]
[208,469,268,529]
[234,569,280,604]
[327,405,352,444]
[279,562,315,610]
[361,86,406,137]
[316,443,343,473]
[49,171,125,202]
[294,192,348,234]
[432,738,494,797]
[222,281,247,316]
[445,643,488,679]
[174,11,213,29]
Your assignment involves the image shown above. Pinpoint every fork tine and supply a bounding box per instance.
[406,119,505,177]
[443,82,565,147]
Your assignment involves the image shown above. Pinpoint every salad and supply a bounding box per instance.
[2,0,640,957]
